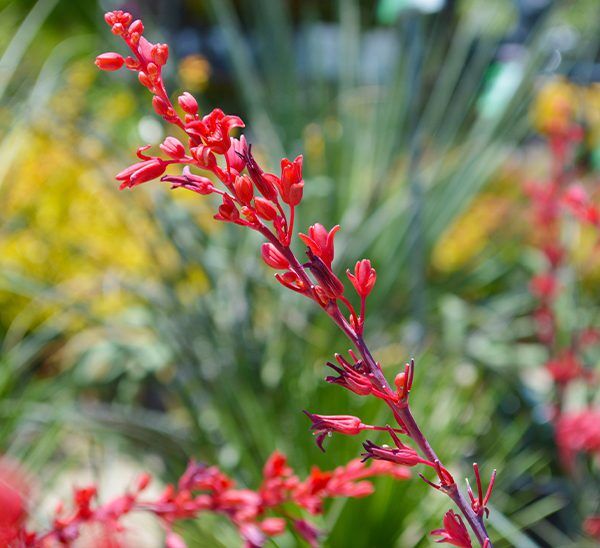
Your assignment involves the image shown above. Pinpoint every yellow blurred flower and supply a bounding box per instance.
[432,194,510,273]
[532,77,600,145]
[178,54,211,92]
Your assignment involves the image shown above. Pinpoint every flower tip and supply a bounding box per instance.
[95,52,125,71]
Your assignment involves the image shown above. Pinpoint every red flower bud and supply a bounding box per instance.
[111,23,125,35]
[178,92,198,115]
[151,43,169,66]
[215,194,239,222]
[347,259,376,298]
[160,136,186,159]
[138,71,152,89]
[279,155,304,206]
[234,175,254,205]
[261,243,290,270]
[95,52,125,71]
[261,517,286,537]
[254,197,278,221]
[128,19,144,34]
[152,96,172,117]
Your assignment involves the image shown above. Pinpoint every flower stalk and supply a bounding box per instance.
[96,10,496,545]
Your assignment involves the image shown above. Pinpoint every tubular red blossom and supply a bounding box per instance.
[325,358,374,397]
[303,412,363,450]
[431,510,473,547]
[361,439,431,467]
[279,155,304,206]
[226,136,248,175]
[299,223,339,267]
[116,158,167,189]
[261,243,290,270]
[95,52,125,71]
[347,259,377,298]
[254,197,278,221]
[186,108,245,154]
[162,168,215,195]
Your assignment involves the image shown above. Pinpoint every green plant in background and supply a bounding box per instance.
[1,0,599,546]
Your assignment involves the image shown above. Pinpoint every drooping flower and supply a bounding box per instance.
[431,510,473,547]
[303,412,364,451]
[116,158,167,189]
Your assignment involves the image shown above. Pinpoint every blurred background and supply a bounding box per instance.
[1,0,599,546]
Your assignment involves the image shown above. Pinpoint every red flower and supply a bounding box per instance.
[584,516,600,541]
[279,155,304,206]
[299,223,339,267]
[529,273,558,300]
[116,157,168,189]
[303,412,364,451]
[162,167,215,195]
[361,440,428,467]
[226,136,248,176]
[254,197,278,221]
[95,52,125,71]
[186,108,245,154]
[544,350,589,385]
[555,408,600,469]
[261,243,290,270]
[214,194,240,222]
[347,259,377,298]
[0,458,30,546]
[431,510,473,547]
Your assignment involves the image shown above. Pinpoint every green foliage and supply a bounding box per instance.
[1,0,598,546]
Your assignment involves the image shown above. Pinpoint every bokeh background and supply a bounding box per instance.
[1,0,599,546]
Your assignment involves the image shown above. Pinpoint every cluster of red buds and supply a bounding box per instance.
[524,120,599,395]
[2,452,409,547]
[96,10,495,546]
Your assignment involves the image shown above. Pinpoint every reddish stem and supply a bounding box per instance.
[260,231,492,546]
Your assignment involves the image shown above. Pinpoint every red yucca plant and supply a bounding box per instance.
[5,453,409,547]
[92,10,497,547]
[525,106,600,538]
